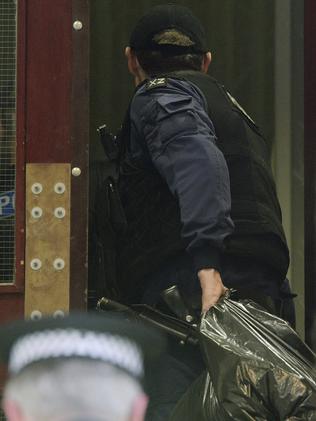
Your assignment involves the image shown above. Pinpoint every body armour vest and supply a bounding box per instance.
[117,71,289,302]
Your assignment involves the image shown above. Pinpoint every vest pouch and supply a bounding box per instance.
[89,167,123,303]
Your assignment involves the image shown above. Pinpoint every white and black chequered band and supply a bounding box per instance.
[9,329,144,378]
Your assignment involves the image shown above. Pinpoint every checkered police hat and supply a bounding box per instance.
[0,312,165,380]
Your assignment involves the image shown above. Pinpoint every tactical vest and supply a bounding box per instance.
[117,71,289,302]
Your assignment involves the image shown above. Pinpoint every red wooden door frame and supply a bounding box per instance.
[0,0,89,392]
[70,0,90,309]
[24,0,89,311]
[0,0,89,323]
[0,0,89,322]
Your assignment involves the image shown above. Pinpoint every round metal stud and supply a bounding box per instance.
[31,207,43,219]
[54,182,66,194]
[53,310,65,318]
[30,310,42,320]
[54,207,66,219]
[31,183,43,195]
[71,167,81,177]
[185,315,194,323]
[73,20,83,31]
[53,258,65,271]
[30,258,42,271]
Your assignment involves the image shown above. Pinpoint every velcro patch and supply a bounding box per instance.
[146,78,168,91]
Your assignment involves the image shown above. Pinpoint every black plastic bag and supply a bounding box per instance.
[170,298,316,420]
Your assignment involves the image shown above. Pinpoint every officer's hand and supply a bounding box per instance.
[198,268,227,313]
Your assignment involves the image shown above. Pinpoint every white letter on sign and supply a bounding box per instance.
[0,196,10,216]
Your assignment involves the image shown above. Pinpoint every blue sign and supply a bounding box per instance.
[0,191,15,218]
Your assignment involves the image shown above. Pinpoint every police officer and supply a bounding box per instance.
[116,4,291,419]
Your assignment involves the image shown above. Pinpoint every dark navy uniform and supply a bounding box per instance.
[126,77,233,272]
[118,77,234,303]
[117,75,290,310]
[118,77,233,420]
[117,74,292,421]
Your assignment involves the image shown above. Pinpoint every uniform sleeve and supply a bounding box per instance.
[132,87,234,273]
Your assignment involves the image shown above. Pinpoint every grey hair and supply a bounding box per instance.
[3,359,143,421]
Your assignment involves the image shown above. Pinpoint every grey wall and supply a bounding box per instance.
[273,0,304,336]
[291,0,304,336]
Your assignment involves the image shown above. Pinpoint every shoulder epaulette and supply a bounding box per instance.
[145,78,168,91]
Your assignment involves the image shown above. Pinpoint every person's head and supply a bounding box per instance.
[125,4,212,85]
[0,312,165,421]
[3,359,147,421]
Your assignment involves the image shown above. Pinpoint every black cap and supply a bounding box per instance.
[129,4,208,53]
[0,312,165,380]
